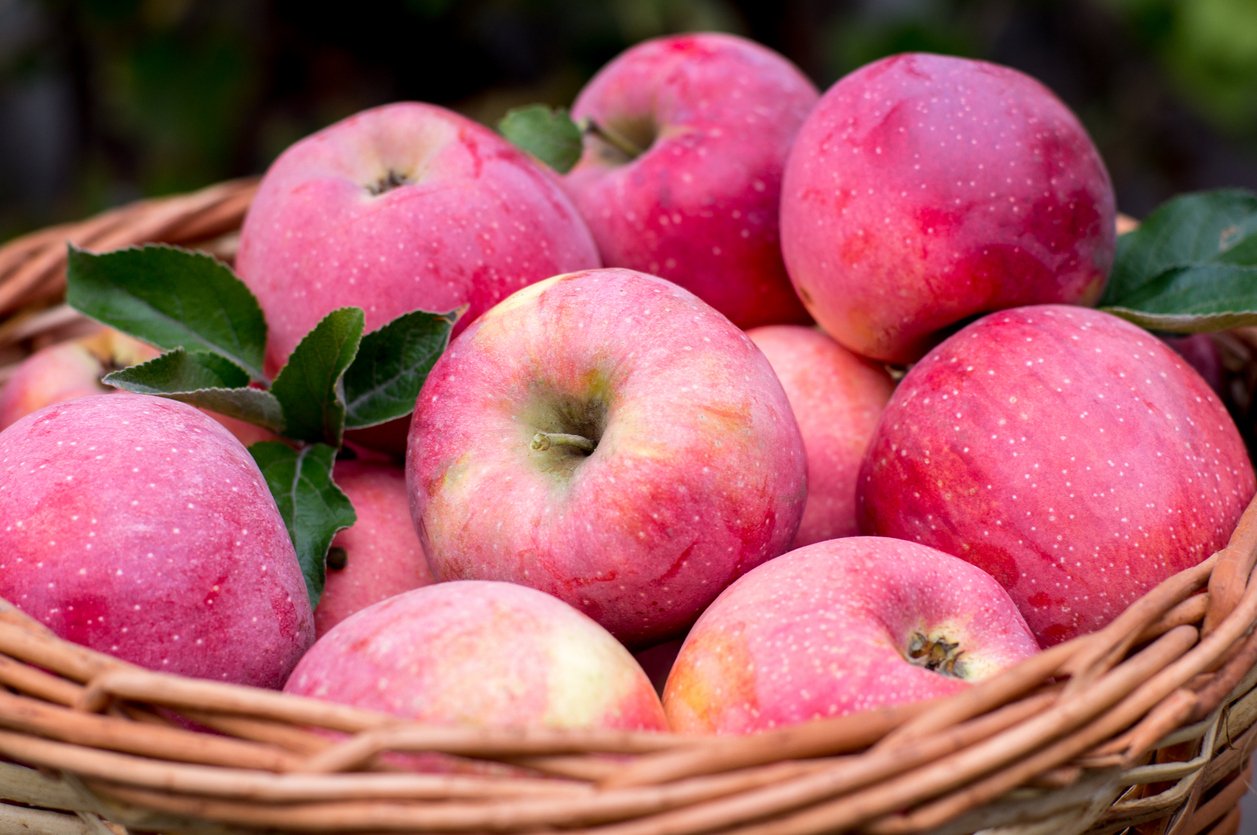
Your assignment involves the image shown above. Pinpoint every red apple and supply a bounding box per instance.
[314,456,434,637]
[406,267,807,647]
[0,394,314,688]
[747,324,895,546]
[562,32,817,329]
[780,53,1116,364]
[664,536,1040,734]
[858,305,1256,645]
[0,328,276,447]
[236,101,602,377]
[286,580,668,739]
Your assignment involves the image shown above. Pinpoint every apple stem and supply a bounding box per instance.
[531,431,596,454]
[582,118,647,161]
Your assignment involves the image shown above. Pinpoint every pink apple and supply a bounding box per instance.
[0,329,277,447]
[314,456,434,637]
[406,267,807,647]
[0,329,156,430]
[858,305,1256,645]
[0,394,314,688]
[562,32,818,329]
[236,101,601,377]
[747,324,896,546]
[663,536,1040,734]
[780,53,1117,364]
[286,580,668,739]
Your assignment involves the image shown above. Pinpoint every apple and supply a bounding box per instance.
[286,580,668,743]
[236,101,602,378]
[406,267,807,647]
[663,536,1041,734]
[562,32,818,329]
[746,324,896,546]
[0,393,314,688]
[0,328,276,446]
[780,52,1117,364]
[858,305,1256,645]
[314,456,434,637]
[0,329,156,430]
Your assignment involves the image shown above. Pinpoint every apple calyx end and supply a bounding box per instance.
[906,631,967,679]
[531,431,596,455]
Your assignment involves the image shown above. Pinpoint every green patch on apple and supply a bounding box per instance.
[1102,188,1257,332]
[64,242,458,610]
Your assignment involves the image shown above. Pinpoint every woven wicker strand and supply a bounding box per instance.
[0,189,1255,834]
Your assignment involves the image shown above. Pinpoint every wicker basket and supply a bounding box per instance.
[0,182,1256,835]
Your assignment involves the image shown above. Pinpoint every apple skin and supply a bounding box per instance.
[0,329,276,447]
[313,457,434,637]
[663,536,1040,734]
[780,53,1116,365]
[858,305,1256,646]
[0,394,314,688]
[236,101,602,377]
[562,32,818,329]
[286,580,668,738]
[406,267,807,647]
[746,325,896,547]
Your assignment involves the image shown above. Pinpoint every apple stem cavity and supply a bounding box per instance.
[366,169,411,196]
[582,118,650,163]
[531,431,596,454]
[906,631,967,679]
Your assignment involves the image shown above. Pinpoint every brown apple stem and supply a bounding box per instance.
[582,118,646,161]
[531,432,596,454]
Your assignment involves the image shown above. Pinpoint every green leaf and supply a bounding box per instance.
[343,308,460,430]
[103,349,285,431]
[499,104,584,174]
[250,442,355,612]
[65,244,268,382]
[270,307,364,446]
[1100,188,1257,332]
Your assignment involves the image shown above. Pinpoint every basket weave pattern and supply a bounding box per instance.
[0,182,1255,834]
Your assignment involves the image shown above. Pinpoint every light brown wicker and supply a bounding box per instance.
[0,185,1254,834]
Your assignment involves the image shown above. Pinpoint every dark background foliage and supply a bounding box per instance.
[3,0,1256,242]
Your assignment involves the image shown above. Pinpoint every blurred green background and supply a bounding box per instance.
[2,0,1256,242]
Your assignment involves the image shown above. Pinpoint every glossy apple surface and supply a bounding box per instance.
[237,101,601,376]
[858,305,1255,645]
[407,267,807,646]
[780,53,1116,364]
[0,394,313,687]
[563,32,817,328]
[664,536,1040,733]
